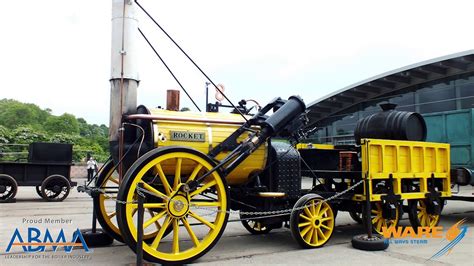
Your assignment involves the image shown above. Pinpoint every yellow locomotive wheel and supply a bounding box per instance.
[116,147,229,264]
[290,194,335,248]
[408,199,441,229]
[363,201,400,235]
[95,161,166,243]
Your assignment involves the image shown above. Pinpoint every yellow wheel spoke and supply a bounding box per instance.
[303,207,312,218]
[142,182,168,201]
[298,222,311,228]
[154,163,171,195]
[304,226,314,242]
[191,201,221,207]
[371,209,378,214]
[320,224,331,230]
[312,228,318,245]
[107,211,116,219]
[189,211,216,230]
[310,201,316,216]
[317,227,327,241]
[320,217,332,222]
[319,206,329,217]
[188,164,204,182]
[375,219,383,232]
[129,203,166,209]
[109,177,119,185]
[300,214,311,221]
[143,210,166,229]
[173,158,182,191]
[300,225,312,237]
[372,216,380,223]
[315,200,322,216]
[172,218,179,254]
[182,218,200,247]
[151,215,171,250]
[189,180,217,198]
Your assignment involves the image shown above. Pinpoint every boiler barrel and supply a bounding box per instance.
[354,103,427,144]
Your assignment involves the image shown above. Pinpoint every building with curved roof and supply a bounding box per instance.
[306,50,474,169]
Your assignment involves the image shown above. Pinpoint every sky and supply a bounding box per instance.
[0,0,473,126]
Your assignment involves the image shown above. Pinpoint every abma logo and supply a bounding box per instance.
[6,227,91,253]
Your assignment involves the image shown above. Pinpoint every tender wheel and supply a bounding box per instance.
[35,186,42,198]
[349,210,363,224]
[408,198,441,230]
[362,201,401,235]
[40,175,71,201]
[240,212,272,235]
[290,194,335,248]
[352,234,389,251]
[0,174,18,202]
[116,147,229,264]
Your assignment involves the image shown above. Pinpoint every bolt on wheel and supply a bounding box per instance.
[116,147,229,264]
[290,194,335,248]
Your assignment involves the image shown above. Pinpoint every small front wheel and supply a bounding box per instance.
[290,194,335,248]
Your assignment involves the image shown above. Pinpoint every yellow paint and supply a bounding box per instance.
[149,109,267,185]
[354,139,451,201]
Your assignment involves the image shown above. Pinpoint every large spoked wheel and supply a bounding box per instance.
[408,198,441,230]
[117,147,229,264]
[94,161,124,242]
[0,174,18,202]
[290,194,335,248]
[240,212,272,235]
[41,175,71,202]
[362,201,401,235]
[95,161,168,243]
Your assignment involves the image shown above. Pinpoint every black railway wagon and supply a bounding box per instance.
[0,142,76,202]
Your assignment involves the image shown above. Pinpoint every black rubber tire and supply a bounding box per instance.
[290,193,335,248]
[35,186,42,198]
[349,210,363,224]
[93,161,124,243]
[0,174,18,202]
[40,174,71,201]
[352,234,389,251]
[77,228,114,247]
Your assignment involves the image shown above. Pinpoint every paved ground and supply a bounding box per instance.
[0,177,472,265]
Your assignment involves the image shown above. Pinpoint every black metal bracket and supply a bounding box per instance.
[380,173,401,220]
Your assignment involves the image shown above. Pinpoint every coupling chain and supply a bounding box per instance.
[134,179,364,219]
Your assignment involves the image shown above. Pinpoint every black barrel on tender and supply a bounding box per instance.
[354,103,426,144]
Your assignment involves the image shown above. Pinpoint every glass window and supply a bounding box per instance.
[459,81,474,109]
[418,85,456,113]
[389,92,415,112]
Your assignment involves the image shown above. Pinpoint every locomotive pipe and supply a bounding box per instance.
[109,0,140,143]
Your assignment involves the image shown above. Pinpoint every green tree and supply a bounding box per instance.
[44,113,80,135]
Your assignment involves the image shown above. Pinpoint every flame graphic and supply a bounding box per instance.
[446,218,466,241]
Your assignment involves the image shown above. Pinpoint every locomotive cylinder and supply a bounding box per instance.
[354,103,427,144]
[263,96,306,134]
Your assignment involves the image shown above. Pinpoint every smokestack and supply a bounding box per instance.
[166,90,180,111]
[109,0,139,142]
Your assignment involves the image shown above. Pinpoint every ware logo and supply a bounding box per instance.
[430,218,468,259]
[381,218,468,259]
[5,227,91,253]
